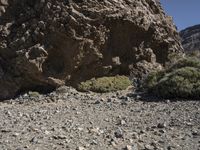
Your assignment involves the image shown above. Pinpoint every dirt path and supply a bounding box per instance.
[0,87,200,150]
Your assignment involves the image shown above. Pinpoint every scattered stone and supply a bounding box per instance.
[76,146,86,150]
[120,120,126,126]
[53,135,67,140]
[30,137,38,144]
[111,141,117,147]
[125,145,138,150]
[115,128,124,138]
[159,129,166,134]
[1,129,12,133]
[121,100,128,105]
[132,132,139,139]
[89,127,102,135]
[90,139,98,145]
[125,145,132,150]
[157,123,166,128]
[94,100,101,104]
[5,110,12,117]
[145,144,154,150]
[12,132,20,137]
[136,95,142,100]
[100,98,106,102]
[107,98,112,103]
[192,130,199,136]
[140,130,145,134]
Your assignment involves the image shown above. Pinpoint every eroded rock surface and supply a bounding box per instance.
[180,24,200,52]
[0,0,182,99]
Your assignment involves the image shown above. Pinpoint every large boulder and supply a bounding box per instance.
[0,0,182,99]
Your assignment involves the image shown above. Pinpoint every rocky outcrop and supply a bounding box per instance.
[0,0,182,99]
[180,24,200,52]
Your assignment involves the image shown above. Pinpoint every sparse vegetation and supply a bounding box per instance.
[77,76,132,93]
[144,56,200,99]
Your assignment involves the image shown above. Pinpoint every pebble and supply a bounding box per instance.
[159,129,166,133]
[111,141,117,147]
[125,145,132,150]
[167,146,175,150]
[121,100,128,105]
[125,144,138,150]
[90,139,98,145]
[53,135,67,139]
[30,137,38,144]
[120,119,126,125]
[12,132,20,137]
[192,130,199,136]
[145,144,154,150]
[125,97,130,101]
[114,128,124,138]
[5,110,12,117]
[120,96,126,99]
[136,95,141,100]
[77,146,86,150]
[94,100,101,104]
[89,127,101,135]
[100,98,106,102]
[140,130,145,134]
[1,129,11,133]
[107,98,112,102]
[157,123,166,128]
[132,132,139,139]
[116,119,126,125]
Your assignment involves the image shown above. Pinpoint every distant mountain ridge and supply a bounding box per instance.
[180,24,200,52]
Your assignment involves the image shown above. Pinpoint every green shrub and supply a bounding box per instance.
[77,76,132,93]
[145,56,200,99]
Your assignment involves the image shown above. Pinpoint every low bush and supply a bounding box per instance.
[144,56,200,99]
[77,76,132,93]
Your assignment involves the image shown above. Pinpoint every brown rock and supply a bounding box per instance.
[0,0,183,99]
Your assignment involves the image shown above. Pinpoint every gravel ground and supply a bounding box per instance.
[0,86,200,150]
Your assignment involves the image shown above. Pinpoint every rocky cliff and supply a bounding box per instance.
[0,0,182,99]
[180,24,200,52]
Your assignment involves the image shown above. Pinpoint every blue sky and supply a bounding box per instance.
[160,0,200,30]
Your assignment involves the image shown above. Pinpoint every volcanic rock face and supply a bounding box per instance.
[180,24,200,52]
[0,0,182,99]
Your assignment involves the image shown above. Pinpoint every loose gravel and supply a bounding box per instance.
[0,86,200,150]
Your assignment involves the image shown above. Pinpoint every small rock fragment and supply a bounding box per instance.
[125,145,138,150]
[145,144,154,150]
[115,128,124,138]
[77,146,86,150]
[30,137,38,144]
[94,100,101,104]
[157,123,166,128]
